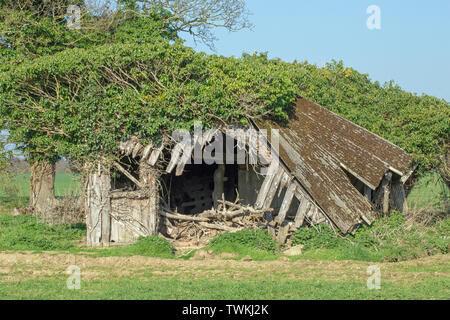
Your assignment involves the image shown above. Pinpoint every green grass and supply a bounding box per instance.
[0,215,85,251]
[407,172,449,210]
[11,173,82,198]
[205,229,280,261]
[0,214,175,258]
[0,172,82,209]
[290,211,450,262]
[0,276,448,300]
[84,237,175,259]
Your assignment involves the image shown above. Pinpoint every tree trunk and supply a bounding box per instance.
[29,159,56,215]
[85,161,111,247]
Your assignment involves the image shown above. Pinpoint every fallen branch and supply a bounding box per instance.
[160,211,210,222]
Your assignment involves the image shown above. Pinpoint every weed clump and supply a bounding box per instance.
[126,236,174,257]
[209,229,277,253]
[291,211,449,262]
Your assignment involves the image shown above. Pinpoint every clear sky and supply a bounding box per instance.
[183,0,450,102]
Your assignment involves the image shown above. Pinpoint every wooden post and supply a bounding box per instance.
[382,172,392,215]
[364,185,372,202]
[85,160,111,247]
[390,181,408,213]
[275,182,296,224]
[213,164,226,208]
[139,163,161,236]
[255,160,278,209]
[276,221,290,244]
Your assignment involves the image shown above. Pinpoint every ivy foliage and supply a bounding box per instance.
[0,2,178,162]
[295,60,450,171]
[0,42,300,163]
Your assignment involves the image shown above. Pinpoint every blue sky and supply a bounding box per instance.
[183,0,450,101]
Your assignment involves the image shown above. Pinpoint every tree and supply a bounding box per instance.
[0,0,252,213]
[0,0,177,213]
[109,0,252,48]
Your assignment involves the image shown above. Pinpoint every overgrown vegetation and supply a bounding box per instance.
[91,236,175,259]
[291,211,449,262]
[296,60,450,172]
[206,229,279,260]
[0,215,84,251]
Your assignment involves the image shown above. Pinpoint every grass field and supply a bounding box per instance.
[0,251,448,299]
[0,172,448,300]
[12,173,81,198]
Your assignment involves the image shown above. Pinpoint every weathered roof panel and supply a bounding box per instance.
[296,97,413,177]
[256,96,413,233]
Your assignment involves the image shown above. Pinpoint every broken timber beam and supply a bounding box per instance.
[275,182,296,224]
[255,160,279,209]
[293,192,310,228]
[263,167,284,208]
[166,143,183,173]
[113,161,144,189]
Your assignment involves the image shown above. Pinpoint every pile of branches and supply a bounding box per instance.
[159,197,273,245]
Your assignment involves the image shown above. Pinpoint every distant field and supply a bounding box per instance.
[13,173,82,198]
[0,173,81,209]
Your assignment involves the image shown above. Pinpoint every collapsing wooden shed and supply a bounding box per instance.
[84,96,414,247]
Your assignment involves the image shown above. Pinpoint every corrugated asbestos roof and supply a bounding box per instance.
[256,96,413,233]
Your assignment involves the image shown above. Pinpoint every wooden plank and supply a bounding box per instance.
[306,204,315,219]
[382,172,392,214]
[276,221,290,244]
[310,206,320,225]
[160,211,210,222]
[148,143,164,166]
[248,129,258,165]
[275,182,296,224]
[176,136,198,176]
[166,143,183,173]
[131,142,143,158]
[141,143,153,161]
[294,198,310,228]
[254,160,279,209]
[113,161,144,189]
[262,167,284,208]
[278,171,290,197]
[85,162,111,247]
[257,132,272,164]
